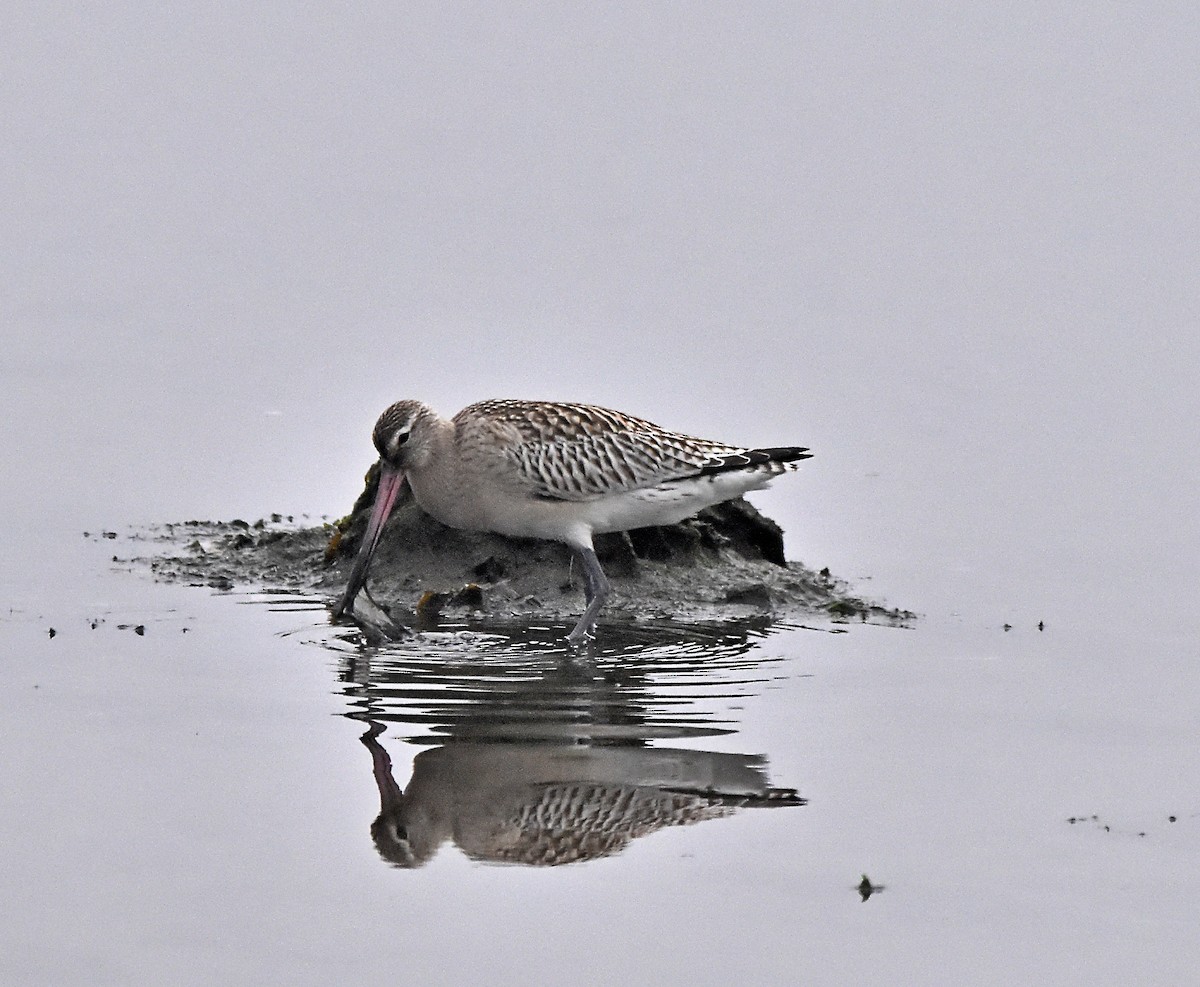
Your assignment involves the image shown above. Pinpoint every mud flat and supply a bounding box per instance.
[139,470,912,633]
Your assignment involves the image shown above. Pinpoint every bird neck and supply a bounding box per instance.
[405,416,468,526]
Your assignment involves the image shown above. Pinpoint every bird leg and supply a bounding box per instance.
[566,546,611,644]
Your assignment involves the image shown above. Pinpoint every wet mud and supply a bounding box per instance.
[137,470,912,633]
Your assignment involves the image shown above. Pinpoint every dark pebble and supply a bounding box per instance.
[451,584,485,608]
[472,555,509,583]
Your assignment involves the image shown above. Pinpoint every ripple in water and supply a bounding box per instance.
[243,594,808,867]
[326,615,796,745]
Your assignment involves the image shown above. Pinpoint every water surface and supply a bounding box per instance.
[4,4,1198,983]
[4,532,1196,984]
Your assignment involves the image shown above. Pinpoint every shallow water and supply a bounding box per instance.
[4,528,1197,984]
[5,4,1199,982]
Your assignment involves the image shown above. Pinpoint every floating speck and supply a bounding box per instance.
[857,874,885,902]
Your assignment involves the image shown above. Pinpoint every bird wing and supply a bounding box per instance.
[456,401,748,501]
[454,400,755,501]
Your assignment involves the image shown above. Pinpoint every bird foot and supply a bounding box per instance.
[565,621,596,646]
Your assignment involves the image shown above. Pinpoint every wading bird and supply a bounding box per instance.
[334,399,810,643]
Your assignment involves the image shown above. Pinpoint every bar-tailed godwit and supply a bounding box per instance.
[334,399,811,642]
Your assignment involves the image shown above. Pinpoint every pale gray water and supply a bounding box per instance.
[3,4,1199,984]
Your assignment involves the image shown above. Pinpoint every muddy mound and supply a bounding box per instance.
[142,470,912,631]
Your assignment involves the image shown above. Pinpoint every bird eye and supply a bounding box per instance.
[396,431,410,445]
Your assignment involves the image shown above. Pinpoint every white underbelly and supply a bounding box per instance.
[482,473,777,545]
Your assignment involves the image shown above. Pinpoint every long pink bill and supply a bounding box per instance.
[332,465,407,619]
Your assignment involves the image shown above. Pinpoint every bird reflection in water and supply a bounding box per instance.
[339,618,807,868]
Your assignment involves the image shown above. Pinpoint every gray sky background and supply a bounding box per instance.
[5,3,1197,618]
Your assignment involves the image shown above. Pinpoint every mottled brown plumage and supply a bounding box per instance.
[337,399,811,642]
[363,733,802,868]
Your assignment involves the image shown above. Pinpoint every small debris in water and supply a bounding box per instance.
[134,625,145,636]
[1038,620,1045,631]
[48,627,56,638]
[857,874,884,901]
